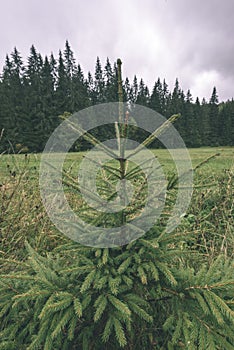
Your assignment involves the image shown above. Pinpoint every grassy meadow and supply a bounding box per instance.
[0,146,233,264]
[0,147,233,349]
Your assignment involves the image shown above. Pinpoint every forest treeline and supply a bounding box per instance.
[0,41,233,153]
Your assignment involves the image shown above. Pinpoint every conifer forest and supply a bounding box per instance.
[0,41,234,153]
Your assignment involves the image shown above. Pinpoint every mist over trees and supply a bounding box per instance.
[0,41,233,153]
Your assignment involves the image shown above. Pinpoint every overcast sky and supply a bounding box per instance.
[0,0,233,101]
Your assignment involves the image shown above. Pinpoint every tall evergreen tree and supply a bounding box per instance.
[38,55,59,145]
[209,86,219,146]
[94,57,105,103]
[0,55,15,150]
[149,78,163,114]
[132,75,138,103]
[104,58,118,102]
[161,79,170,116]
[218,99,234,145]
[136,78,149,106]
[23,45,45,151]
[183,89,197,146]
[192,97,202,147]
[49,53,57,84]
[0,50,26,151]
[124,77,133,104]
[169,79,186,138]
[63,41,77,111]
[64,40,76,79]
[73,64,90,111]
[86,71,95,104]
[55,50,69,114]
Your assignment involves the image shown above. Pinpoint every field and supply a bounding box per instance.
[0,147,233,349]
[0,146,233,275]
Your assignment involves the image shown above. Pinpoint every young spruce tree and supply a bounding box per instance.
[0,60,233,350]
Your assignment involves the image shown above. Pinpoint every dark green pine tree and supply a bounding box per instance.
[182,89,198,147]
[23,45,45,151]
[104,58,118,102]
[55,50,69,114]
[200,97,211,146]
[38,55,59,146]
[86,71,95,104]
[10,48,26,138]
[192,97,202,147]
[102,59,119,140]
[49,53,57,87]
[72,64,90,111]
[209,86,219,146]
[63,40,77,111]
[123,77,134,104]
[93,57,105,104]
[64,40,76,78]
[131,75,138,104]
[169,79,186,139]
[136,78,149,106]
[218,99,234,146]
[67,64,91,152]
[162,79,170,116]
[169,78,185,114]
[149,78,163,114]
[0,55,15,151]
[0,49,26,151]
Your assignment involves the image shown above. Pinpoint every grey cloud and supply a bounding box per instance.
[0,0,233,101]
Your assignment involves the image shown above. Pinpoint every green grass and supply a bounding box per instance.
[0,147,233,349]
[0,147,233,265]
[1,147,233,177]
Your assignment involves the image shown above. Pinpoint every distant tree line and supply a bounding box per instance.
[0,41,233,153]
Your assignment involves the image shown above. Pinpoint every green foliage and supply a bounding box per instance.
[0,234,233,349]
[0,58,233,348]
[1,43,234,153]
[0,153,233,349]
[161,256,234,349]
